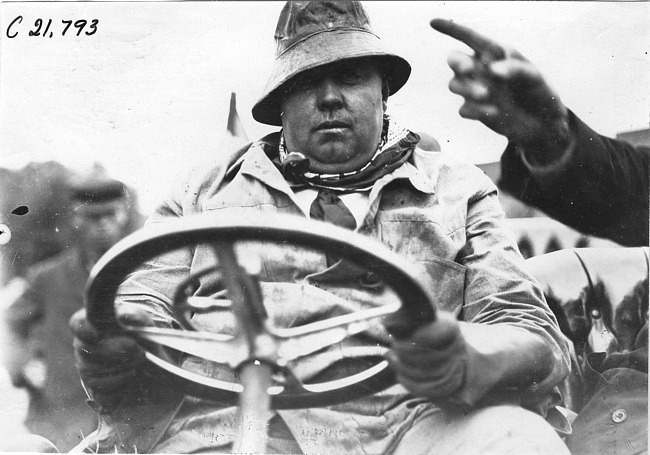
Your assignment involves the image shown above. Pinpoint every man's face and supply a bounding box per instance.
[280,59,387,174]
[71,199,128,254]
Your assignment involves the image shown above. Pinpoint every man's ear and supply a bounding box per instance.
[381,79,390,103]
[381,78,389,113]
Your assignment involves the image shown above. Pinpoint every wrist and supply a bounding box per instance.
[452,323,553,406]
[518,109,572,167]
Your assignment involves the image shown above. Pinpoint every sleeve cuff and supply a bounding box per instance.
[517,133,577,179]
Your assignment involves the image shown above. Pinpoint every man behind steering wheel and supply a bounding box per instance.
[70,2,571,453]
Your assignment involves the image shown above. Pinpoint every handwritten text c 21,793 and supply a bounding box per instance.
[6,16,99,38]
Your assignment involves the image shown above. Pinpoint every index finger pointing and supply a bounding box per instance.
[430,18,505,61]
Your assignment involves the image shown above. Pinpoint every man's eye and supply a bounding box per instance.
[340,70,362,83]
[289,75,316,92]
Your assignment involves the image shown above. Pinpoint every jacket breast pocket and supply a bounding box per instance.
[374,214,466,316]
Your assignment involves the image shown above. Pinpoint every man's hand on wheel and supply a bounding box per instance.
[387,311,469,400]
[70,304,153,412]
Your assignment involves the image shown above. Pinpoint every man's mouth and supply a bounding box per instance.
[315,120,349,131]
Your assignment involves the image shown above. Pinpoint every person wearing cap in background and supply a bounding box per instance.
[3,173,132,451]
[69,2,571,453]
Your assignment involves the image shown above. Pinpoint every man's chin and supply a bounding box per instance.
[309,160,358,174]
[307,143,370,173]
[86,239,116,256]
[311,156,378,174]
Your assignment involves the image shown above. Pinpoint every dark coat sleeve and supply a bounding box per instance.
[498,111,649,247]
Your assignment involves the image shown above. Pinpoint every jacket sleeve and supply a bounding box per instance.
[113,142,257,328]
[498,110,649,247]
[454,170,571,412]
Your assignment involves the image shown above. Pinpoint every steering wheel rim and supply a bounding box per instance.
[85,213,437,408]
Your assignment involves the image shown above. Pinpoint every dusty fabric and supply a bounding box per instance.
[565,367,648,455]
[91,132,569,453]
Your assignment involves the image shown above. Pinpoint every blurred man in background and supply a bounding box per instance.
[3,173,134,451]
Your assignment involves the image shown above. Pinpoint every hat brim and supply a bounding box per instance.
[252,29,411,126]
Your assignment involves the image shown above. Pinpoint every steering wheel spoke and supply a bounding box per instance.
[273,302,401,361]
[124,325,250,368]
[86,214,436,408]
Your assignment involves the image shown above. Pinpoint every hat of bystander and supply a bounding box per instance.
[67,174,126,203]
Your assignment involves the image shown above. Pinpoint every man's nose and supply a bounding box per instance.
[316,77,344,111]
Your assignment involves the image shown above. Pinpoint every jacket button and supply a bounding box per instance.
[611,409,627,423]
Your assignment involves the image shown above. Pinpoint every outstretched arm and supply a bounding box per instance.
[431,18,649,246]
[430,18,571,164]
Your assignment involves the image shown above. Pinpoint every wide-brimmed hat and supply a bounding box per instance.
[252,1,411,126]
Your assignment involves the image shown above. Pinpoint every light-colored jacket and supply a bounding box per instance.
[114,133,570,453]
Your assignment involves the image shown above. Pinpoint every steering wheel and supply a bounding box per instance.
[85,214,437,409]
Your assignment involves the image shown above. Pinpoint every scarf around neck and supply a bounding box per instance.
[275,116,421,192]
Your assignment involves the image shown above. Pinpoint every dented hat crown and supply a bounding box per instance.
[252,1,411,126]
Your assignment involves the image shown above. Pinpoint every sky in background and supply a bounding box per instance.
[1,1,648,213]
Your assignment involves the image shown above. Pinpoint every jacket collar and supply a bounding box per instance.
[226,132,438,194]
[226,133,437,207]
